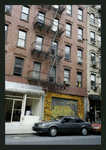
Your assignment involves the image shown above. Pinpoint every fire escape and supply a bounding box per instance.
[28,5,65,88]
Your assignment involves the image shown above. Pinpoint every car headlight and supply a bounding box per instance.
[38,124,45,127]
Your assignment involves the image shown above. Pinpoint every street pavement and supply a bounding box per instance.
[5,133,101,145]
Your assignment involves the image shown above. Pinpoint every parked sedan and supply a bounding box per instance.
[32,116,92,136]
[92,121,101,134]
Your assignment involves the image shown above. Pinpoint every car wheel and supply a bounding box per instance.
[81,128,87,136]
[49,127,57,137]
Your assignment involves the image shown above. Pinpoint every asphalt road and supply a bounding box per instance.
[5,133,101,145]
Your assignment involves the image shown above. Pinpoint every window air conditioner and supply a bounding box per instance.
[64,81,70,85]
[92,61,97,66]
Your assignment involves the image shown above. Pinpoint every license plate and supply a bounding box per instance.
[94,127,99,129]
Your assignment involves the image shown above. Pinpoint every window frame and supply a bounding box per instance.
[51,41,58,56]
[64,69,70,82]
[65,45,71,60]
[98,35,101,47]
[21,5,30,21]
[78,28,83,40]
[33,62,41,80]
[66,23,72,38]
[90,31,95,42]
[90,13,95,25]
[17,30,27,48]
[52,18,59,32]
[77,72,82,87]
[77,49,83,63]
[5,25,8,43]
[13,57,24,76]
[35,35,43,51]
[78,8,83,21]
[91,53,95,61]
[38,11,45,24]
[66,5,72,16]
[49,66,56,83]
[99,55,101,67]
[91,74,96,89]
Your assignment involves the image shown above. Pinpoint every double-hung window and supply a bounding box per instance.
[5,25,8,42]
[78,8,83,20]
[77,50,83,63]
[98,35,101,47]
[90,13,95,25]
[78,28,83,40]
[5,5,12,14]
[52,18,59,32]
[65,45,71,60]
[91,53,95,61]
[66,23,71,37]
[21,6,29,21]
[64,69,70,81]
[49,66,56,83]
[33,62,41,79]
[35,36,43,51]
[90,31,95,42]
[38,12,45,24]
[91,74,96,89]
[17,30,27,47]
[51,41,58,56]
[66,5,72,16]
[77,72,82,87]
[14,57,24,76]
[98,17,101,28]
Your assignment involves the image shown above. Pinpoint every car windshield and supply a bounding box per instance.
[55,116,65,120]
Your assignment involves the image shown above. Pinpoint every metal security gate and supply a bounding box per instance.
[51,97,78,120]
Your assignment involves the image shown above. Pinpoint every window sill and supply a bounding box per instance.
[77,62,83,66]
[16,45,26,50]
[65,36,72,39]
[66,13,72,17]
[64,59,71,62]
[20,18,29,23]
[78,19,83,22]
[5,12,11,16]
[77,39,83,43]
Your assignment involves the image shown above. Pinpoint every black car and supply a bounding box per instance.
[32,116,92,136]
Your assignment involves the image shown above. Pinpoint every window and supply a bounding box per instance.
[21,6,29,21]
[65,45,71,60]
[99,56,101,67]
[78,28,83,40]
[78,8,83,20]
[64,117,73,123]
[17,30,27,47]
[90,13,95,25]
[66,23,72,37]
[33,62,41,79]
[14,57,24,76]
[91,53,95,61]
[53,5,59,9]
[49,66,56,83]
[5,5,12,14]
[64,69,70,81]
[100,76,101,89]
[52,18,59,32]
[77,50,83,63]
[5,25,8,42]
[91,74,96,89]
[98,35,101,47]
[38,12,45,24]
[35,36,43,51]
[74,118,84,123]
[98,17,101,28]
[66,5,72,16]
[77,72,82,87]
[51,41,58,56]
[90,31,95,42]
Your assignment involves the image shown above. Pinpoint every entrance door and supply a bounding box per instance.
[12,99,22,122]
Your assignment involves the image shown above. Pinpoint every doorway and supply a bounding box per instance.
[5,99,22,122]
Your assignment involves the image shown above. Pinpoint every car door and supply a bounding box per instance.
[73,118,85,133]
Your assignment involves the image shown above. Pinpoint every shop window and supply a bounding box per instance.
[78,28,83,40]
[66,23,72,37]
[77,72,82,87]
[33,62,41,79]
[91,53,95,61]
[21,5,30,21]
[77,49,83,64]
[65,45,71,60]
[91,74,96,89]
[17,30,27,47]
[78,8,83,20]
[66,5,72,16]
[13,57,24,76]
[90,13,95,25]
[64,69,70,81]
[35,35,43,51]
[5,5,12,14]
[5,25,8,43]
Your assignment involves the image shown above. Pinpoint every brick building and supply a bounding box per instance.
[5,5,87,128]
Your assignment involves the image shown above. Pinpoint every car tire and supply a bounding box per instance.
[49,127,57,137]
[81,128,87,136]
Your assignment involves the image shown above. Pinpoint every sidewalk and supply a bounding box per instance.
[5,123,36,135]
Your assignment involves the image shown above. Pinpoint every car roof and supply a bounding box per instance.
[64,116,79,119]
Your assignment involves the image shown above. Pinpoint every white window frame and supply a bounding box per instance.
[78,8,83,20]
[65,45,71,60]
[17,30,27,47]
[66,23,72,37]
[35,36,43,51]
[78,28,83,40]
[64,69,70,81]
[21,6,29,21]
[66,5,72,16]
[77,49,83,62]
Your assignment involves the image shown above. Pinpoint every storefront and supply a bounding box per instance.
[5,81,45,127]
[88,95,101,123]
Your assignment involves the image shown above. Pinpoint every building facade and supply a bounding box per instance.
[86,5,101,123]
[5,5,87,128]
